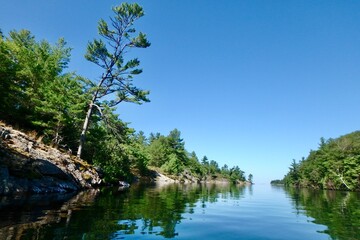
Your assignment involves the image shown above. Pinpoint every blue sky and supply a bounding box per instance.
[1,0,360,183]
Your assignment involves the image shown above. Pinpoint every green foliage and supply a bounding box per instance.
[142,129,247,182]
[147,135,171,167]
[31,74,87,145]
[84,2,150,105]
[146,129,187,175]
[0,27,140,183]
[187,151,205,177]
[0,4,249,184]
[161,153,184,175]
[220,164,230,178]
[81,113,143,182]
[229,166,246,183]
[248,173,253,183]
[92,132,131,182]
[0,29,86,147]
[283,131,360,191]
[77,2,151,158]
[270,179,284,185]
[209,160,220,175]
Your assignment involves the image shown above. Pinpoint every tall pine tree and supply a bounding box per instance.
[77,3,150,158]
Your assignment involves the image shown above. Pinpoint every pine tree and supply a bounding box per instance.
[77,3,150,158]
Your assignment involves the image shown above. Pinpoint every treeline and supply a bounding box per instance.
[0,3,250,184]
[270,179,284,185]
[132,129,249,183]
[281,131,360,191]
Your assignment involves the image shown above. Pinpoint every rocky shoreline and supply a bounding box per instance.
[0,122,251,196]
[0,123,102,195]
[148,168,251,186]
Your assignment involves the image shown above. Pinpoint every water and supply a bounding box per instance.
[0,183,359,240]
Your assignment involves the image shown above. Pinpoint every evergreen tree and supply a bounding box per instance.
[77,3,150,158]
[187,151,204,176]
[31,74,87,146]
[147,135,171,167]
[167,129,187,166]
[201,156,209,165]
[221,164,230,176]
[248,173,253,183]
[0,29,81,147]
[209,160,220,174]
[230,166,245,183]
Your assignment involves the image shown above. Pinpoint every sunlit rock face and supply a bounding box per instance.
[0,123,102,195]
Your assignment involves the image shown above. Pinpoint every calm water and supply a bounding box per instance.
[0,183,359,240]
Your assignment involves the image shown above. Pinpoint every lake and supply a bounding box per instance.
[0,183,359,240]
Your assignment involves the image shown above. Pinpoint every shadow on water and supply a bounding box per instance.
[0,183,246,239]
[283,186,360,240]
[0,189,100,239]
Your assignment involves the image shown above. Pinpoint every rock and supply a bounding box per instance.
[152,170,176,184]
[118,181,130,187]
[0,167,10,195]
[0,128,11,139]
[0,123,102,196]
[32,159,69,179]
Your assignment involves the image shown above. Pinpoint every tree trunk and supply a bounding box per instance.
[76,71,110,158]
[76,101,94,158]
[76,73,107,159]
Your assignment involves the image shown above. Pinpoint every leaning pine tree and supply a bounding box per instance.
[77,3,150,158]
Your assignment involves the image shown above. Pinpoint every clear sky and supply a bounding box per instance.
[1,0,360,183]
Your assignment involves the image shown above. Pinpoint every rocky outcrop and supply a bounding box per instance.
[0,123,102,195]
[152,170,177,184]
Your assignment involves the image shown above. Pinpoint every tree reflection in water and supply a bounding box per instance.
[3,184,358,239]
[0,183,246,239]
[94,183,246,238]
[284,187,360,240]
[0,189,100,239]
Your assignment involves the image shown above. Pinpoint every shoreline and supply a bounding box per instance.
[1,122,252,196]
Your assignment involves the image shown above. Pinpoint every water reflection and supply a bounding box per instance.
[284,187,360,240]
[3,184,358,240]
[105,183,246,238]
[0,189,100,239]
[0,183,245,239]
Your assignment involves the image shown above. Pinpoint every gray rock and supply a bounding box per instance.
[0,124,102,196]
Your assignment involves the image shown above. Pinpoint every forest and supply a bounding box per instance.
[276,131,360,191]
[0,3,249,184]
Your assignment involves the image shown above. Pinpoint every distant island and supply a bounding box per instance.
[270,179,284,185]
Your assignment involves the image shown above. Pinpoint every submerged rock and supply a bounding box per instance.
[0,123,102,195]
